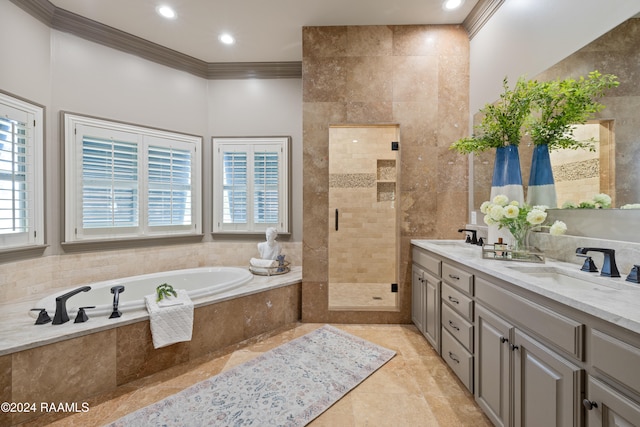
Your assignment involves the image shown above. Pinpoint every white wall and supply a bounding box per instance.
[0,2,303,258]
[470,0,640,113]
[207,79,303,240]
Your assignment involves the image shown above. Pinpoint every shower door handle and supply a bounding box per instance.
[335,209,339,231]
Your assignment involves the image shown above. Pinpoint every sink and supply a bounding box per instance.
[506,266,638,292]
[428,240,480,249]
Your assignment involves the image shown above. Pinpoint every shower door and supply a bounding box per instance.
[328,124,399,311]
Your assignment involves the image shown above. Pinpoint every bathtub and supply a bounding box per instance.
[31,267,253,318]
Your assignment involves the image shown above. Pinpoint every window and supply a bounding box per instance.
[64,114,201,242]
[212,137,290,234]
[0,92,44,250]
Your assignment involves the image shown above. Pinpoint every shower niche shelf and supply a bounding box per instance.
[376,159,396,202]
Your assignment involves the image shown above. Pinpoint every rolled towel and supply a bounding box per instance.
[250,257,278,268]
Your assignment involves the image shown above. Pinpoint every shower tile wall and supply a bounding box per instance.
[302,25,470,323]
[328,126,397,287]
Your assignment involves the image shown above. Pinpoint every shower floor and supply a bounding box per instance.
[328,282,397,311]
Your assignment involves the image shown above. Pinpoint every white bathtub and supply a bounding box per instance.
[31,267,253,318]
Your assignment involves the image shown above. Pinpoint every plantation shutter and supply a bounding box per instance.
[222,150,248,225]
[148,145,193,226]
[0,107,30,236]
[253,150,279,224]
[81,132,139,229]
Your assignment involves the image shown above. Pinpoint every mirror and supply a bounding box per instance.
[471,18,640,230]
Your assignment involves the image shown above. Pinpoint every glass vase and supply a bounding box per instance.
[488,145,525,245]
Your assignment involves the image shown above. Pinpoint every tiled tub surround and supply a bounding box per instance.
[0,242,301,426]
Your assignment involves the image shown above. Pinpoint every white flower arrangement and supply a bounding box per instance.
[481,195,567,247]
[562,193,612,209]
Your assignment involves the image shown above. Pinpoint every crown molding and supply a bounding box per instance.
[10,0,302,79]
[463,0,505,39]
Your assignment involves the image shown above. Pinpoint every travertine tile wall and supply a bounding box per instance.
[0,242,302,303]
[302,25,470,323]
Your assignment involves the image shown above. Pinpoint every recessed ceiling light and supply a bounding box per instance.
[443,0,464,10]
[156,5,177,19]
[219,33,235,45]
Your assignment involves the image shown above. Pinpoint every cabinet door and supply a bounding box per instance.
[586,376,640,427]
[513,329,583,427]
[476,304,512,427]
[411,264,425,333]
[424,271,440,353]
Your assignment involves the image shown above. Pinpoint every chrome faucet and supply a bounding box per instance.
[575,248,621,278]
[52,286,91,324]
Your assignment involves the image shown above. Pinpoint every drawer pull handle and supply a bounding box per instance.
[448,320,460,331]
[448,351,460,364]
[448,274,460,280]
[510,344,519,351]
[448,296,459,304]
[500,337,508,344]
[582,399,598,411]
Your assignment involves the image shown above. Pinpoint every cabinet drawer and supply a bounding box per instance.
[442,303,473,352]
[413,248,441,276]
[442,262,473,294]
[476,277,584,360]
[442,282,473,321]
[592,329,640,392]
[442,329,473,392]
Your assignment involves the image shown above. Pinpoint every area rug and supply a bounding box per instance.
[107,325,395,426]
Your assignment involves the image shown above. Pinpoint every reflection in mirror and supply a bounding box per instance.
[472,18,640,217]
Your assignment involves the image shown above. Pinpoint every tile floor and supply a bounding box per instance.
[25,323,492,427]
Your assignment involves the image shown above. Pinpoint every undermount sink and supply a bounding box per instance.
[429,240,480,249]
[506,266,638,292]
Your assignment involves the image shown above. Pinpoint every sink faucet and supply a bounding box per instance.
[52,286,91,324]
[575,248,621,278]
[458,228,478,245]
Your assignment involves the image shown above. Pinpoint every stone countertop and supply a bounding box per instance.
[412,240,640,335]
[0,266,302,356]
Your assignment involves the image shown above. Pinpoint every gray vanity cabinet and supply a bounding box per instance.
[411,248,441,352]
[586,377,640,426]
[476,304,512,427]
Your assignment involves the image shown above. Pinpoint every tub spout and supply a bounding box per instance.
[109,285,125,319]
[52,286,91,325]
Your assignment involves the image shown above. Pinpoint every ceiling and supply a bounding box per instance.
[47,0,480,63]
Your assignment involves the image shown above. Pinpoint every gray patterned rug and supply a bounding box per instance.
[107,325,395,426]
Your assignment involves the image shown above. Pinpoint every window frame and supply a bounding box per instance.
[63,113,202,243]
[0,91,45,251]
[212,136,291,235]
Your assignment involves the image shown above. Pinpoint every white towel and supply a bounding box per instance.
[144,289,194,349]
[250,257,278,268]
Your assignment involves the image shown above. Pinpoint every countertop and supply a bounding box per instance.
[412,240,640,335]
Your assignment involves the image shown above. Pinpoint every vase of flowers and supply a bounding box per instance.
[481,194,567,252]
[526,71,619,207]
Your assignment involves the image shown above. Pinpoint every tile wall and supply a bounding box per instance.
[302,25,471,323]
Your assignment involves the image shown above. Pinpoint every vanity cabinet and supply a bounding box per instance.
[411,241,640,427]
[412,248,441,352]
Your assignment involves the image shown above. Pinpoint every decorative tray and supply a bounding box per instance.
[481,244,545,264]
[249,261,291,276]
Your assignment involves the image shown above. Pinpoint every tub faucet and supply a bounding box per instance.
[109,285,125,319]
[576,248,621,278]
[52,286,91,325]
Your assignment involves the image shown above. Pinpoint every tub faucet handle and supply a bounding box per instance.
[30,308,52,325]
[74,306,96,323]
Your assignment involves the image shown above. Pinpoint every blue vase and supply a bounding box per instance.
[490,145,524,204]
[488,145,524,246]
[527,144,557,208]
